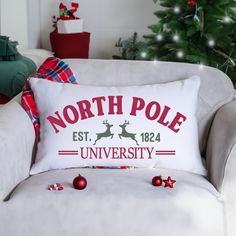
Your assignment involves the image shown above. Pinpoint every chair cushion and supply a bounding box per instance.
[1,168,224,236]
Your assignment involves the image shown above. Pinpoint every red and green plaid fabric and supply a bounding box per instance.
[21,57,77,139]
[21,57,130,170]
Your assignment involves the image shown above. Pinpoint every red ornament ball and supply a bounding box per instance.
[73,174,87,190]
[187,0,195,7]
[152,176,163,187]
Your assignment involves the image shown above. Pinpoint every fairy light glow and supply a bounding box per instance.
[173,6,180,14]
[177,51,184,58]
[173,34,180,42]
[153,59,158,65]
[141,52,147,58]
[223,16,231,23]
[208,39,215,47]
[156,34,163,41]
[198,63,205,70]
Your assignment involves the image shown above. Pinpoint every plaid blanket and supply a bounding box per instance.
[21,57,77,139]
[21,57,130,170]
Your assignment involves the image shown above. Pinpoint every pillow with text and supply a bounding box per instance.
[29,76,206,175]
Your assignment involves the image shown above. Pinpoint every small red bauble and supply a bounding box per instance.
[73,174,87,190]
[152,176,163,187]
[163,176,176,188]
[187,0,195,7]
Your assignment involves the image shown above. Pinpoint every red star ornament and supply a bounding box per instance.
[163,176,176,188]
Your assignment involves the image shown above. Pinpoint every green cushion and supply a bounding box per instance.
[0,35,22,61]
[0,56,36,97]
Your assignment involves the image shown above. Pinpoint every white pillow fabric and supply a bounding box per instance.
[29,76,206,175]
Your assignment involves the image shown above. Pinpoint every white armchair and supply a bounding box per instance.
[0,59,235,236]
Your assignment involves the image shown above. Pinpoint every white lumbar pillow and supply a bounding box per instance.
[29,76,206,175]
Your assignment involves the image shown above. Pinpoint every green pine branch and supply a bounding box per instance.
[145,0,236,86]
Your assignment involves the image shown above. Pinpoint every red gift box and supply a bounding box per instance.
[50,30,90,59]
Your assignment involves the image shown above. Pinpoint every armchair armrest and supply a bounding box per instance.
[206,99,236,192]
[206,99,236,236]
[0,101,35,201]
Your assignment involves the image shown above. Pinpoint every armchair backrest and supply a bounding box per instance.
[64,59,235,155]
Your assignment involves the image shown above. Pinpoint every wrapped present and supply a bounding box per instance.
[57,19,83,34]
[56,2,83,34]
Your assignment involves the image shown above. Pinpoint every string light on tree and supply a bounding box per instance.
[145,0,236,85]
[173,6,181,14]
[223,15,231,23]
[208,39,215,47]
[141,51,147,58]
[173,34,180,42]
[177,51,184,58]
[156,34,163,41]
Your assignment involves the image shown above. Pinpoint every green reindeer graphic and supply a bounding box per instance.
[119,120,139,146]
[93,120,114,145]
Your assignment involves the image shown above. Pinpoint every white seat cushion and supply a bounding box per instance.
[1,168,224,236]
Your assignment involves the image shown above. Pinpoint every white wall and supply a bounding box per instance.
[27,0,41,48]
[0,0,29,49]
[40,0,157,59]
[0,0,157,58]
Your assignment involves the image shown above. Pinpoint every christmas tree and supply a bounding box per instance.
[113,32,147,60]
[144,0,236,86]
